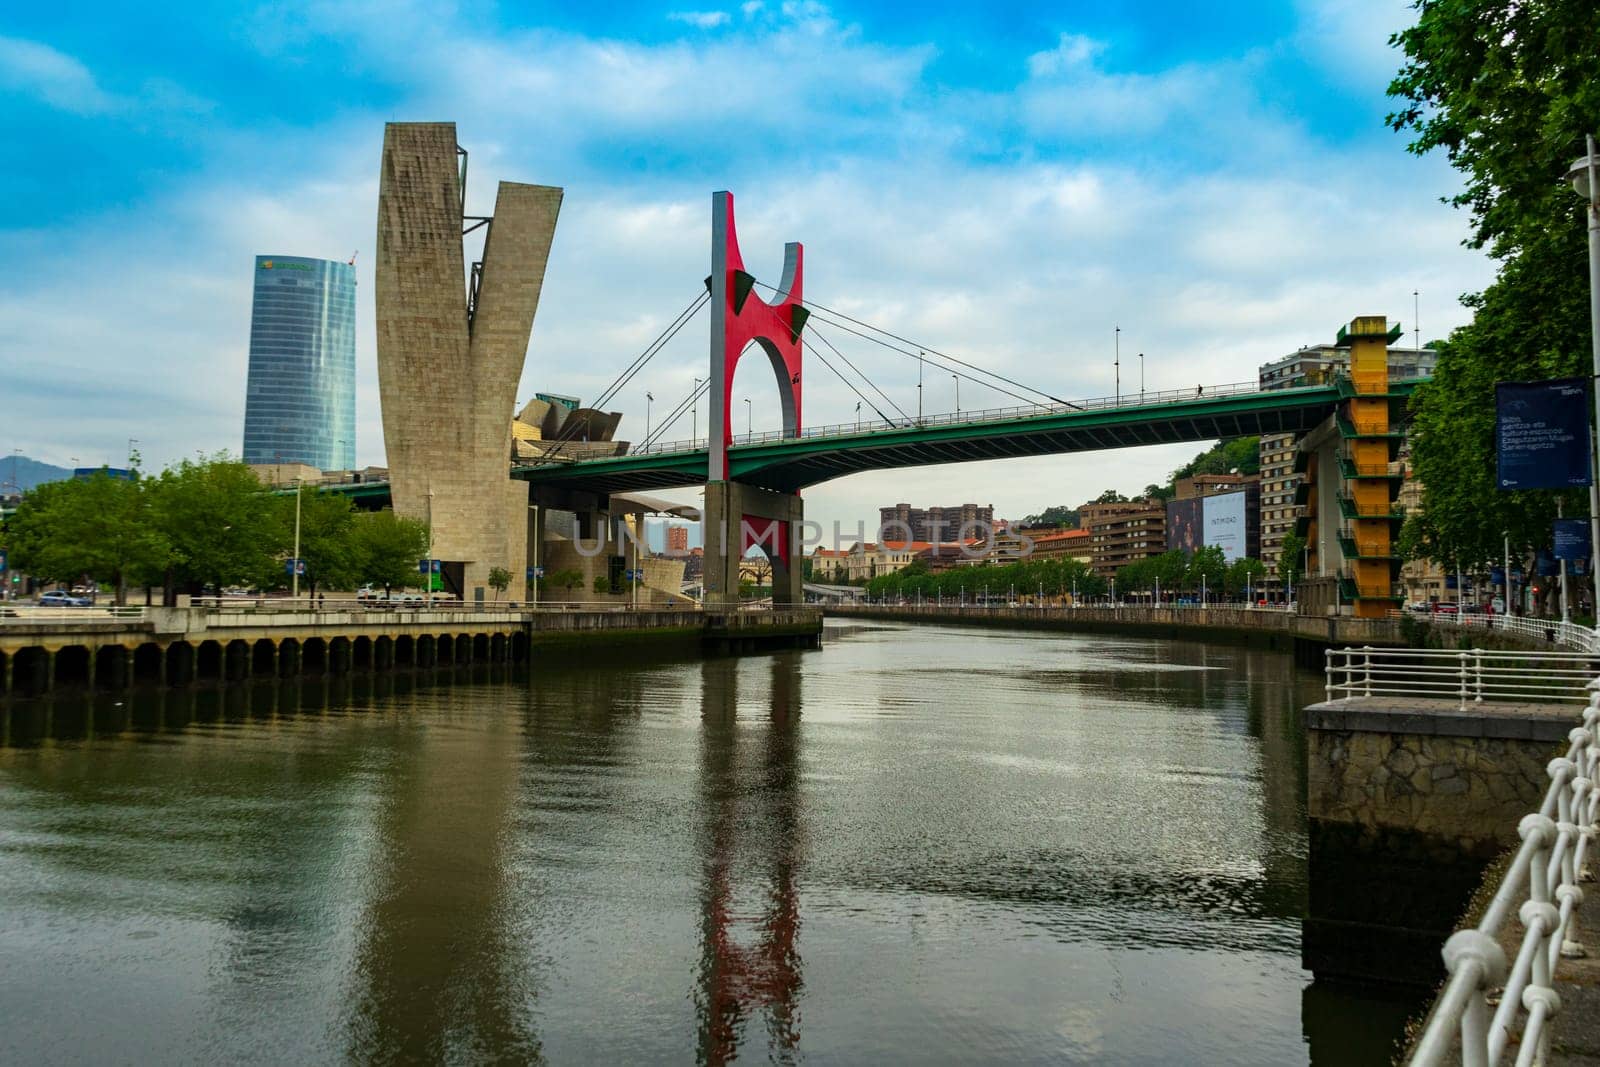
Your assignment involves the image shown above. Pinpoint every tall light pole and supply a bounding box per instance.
[1138,353,1144,398]
[1568,136,1600,611]
[692,378,702,449]
[744,397,752,440]
[645,391,653,446]
[1114,326,1121,402]
[292,479,303,601]
[917,351,924,423]
[953,373,959,415]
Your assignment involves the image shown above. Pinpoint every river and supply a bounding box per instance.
[0,618,1421,1063]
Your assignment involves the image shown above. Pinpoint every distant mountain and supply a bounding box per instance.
[1,456,73,494]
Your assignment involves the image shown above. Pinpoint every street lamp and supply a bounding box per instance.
[1568,136,1600,610]
[917,351,925,423]
[691,378,702,449]
[744,397,752,441]
[1139,353,1144,399]
[646,391,654,445]
[953,373,960,416]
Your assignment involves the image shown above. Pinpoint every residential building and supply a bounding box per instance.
[1257,343,1437,587]
[666,525,690,554]
[1027,528,1093,563]
[243,255,357,470]
[879,503,994,543]
[1081,499,1167,579]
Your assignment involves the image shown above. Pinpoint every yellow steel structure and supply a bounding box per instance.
[1340,315,1406,618]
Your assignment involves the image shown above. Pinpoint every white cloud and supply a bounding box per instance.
[1,4,1496,535]
[668,10,730,29]
[0,35,115,114]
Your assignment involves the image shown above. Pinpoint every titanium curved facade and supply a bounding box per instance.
[242,255,356,470]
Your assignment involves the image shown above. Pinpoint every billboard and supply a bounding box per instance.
[1495,378,1592,489]
[1202,491,1248,561]
[1555,518,1592,561]
[1166,498,1202,555]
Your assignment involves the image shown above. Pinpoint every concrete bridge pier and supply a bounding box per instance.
[703,481,803,609]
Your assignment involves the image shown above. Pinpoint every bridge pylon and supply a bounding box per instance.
[704,192,807,608]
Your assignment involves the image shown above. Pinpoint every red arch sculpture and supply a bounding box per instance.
[707,191,807,482]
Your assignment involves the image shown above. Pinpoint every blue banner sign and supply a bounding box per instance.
[1490,567,1505,586]
[284,558,305,576]
[417,559,442,575]
[1555,518,1592,561]
[1496,378,1593,489]
[1445,574,1458,590]
[0,549,7,573]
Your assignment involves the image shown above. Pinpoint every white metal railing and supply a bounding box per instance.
[1396,609,1600,654]
[616,379,1276,458]
[193,596,706,615]
[1325,646,1596,711]
[1408,686,1600,1066]
[0,605,147,624]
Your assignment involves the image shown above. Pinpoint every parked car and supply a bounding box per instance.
[39,590,93,607]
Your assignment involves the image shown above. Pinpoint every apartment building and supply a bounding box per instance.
[879,502,995,542]
[1081,500,1167,579]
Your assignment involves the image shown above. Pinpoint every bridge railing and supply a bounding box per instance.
[1325,645,1596,711]
[1391,609,1600,653]
[0,605,148,624]
[624,379,1272,457]
[1406,676,1600,1065]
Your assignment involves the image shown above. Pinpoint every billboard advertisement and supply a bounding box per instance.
[1202,491,1248,561]
[1166,498,1202,555]
[1555,518,1592,561]
[1495,378,1592,490]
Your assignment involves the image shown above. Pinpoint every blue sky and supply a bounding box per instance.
[0,0,1496,533]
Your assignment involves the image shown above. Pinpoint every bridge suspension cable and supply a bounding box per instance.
[753,280,1077,410]
[807,321,911,426]
[530,289,708,463]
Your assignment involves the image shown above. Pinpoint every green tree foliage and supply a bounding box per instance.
[1169,437,1260,482]
[149,454,287,598]
[487,566,511,600]
[1388,0,1598,567]
[1018,504,1079,529]
[1091,489,1128,505]
[864,555,1105,601]
[353,510,430,594]
[593,574,611,596]
[284,487,359,596]
[1225,557,1267,598]
[546,568,584,599]
[3,472,167,603]
[1279,532,1306,590]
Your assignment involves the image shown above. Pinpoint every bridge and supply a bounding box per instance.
[349,137,1424,611]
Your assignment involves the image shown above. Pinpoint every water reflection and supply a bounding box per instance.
[0,624,1426,1064]
[695,655,804,1064]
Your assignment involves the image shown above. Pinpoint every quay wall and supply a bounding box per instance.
[0,607,822,698]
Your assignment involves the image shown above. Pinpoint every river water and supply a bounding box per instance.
[0,619,1421,1064]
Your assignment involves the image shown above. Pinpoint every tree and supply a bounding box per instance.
[1091,488,1128,505]
[1225,557,1267,599]
[1279,532,1306,592]
[353,510,430,594]
[148,454,286,601]
[1019,504,1079,529]
[284,487,359,596]
[593,574,611,596]
[1386,0,1598,569]
[549,568,584,598]
[487,566,511,600]
[3,472,167,604]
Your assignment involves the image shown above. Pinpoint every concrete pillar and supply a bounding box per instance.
[84,647,96,691]
[42,649,56,693]
[703,480,804,608]
[118,646,134,689]
[2,651,11,697]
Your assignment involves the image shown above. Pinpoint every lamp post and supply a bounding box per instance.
[292,479,303,601]
[1114,326,1121,403]
[744,397,752,441]
[1568,136,1600,611]
[646,391,653,445]
[691,378,702,449]
[1139,353,1144,399]
[917,351,925,423]
[953,374,959,416]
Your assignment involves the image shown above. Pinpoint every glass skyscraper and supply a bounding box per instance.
[242,255,356,470]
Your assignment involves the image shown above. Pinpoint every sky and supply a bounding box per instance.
[0,0,1497,542]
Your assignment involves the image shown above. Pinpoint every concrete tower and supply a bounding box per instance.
[375,122,562,601]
